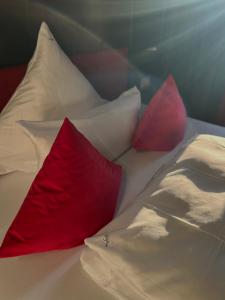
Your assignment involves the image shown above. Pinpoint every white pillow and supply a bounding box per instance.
[19,87,141,169]
[0,22,103,122]
[0,22,105,174]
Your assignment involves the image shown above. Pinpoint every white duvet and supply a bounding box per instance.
[81,134,225,300]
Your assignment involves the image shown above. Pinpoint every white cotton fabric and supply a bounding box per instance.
[0,123,38,174]
[81,134,225,300]
[0,22,103,175]
[0,22,102,122]
[19,87,141,168]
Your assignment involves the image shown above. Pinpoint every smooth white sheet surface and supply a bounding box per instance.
[0,118,225,300]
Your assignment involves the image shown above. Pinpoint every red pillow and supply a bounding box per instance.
[0,118,122,258]
[0,64,27,112]
[132,75,187,151]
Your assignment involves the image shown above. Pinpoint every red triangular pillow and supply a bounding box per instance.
[132,75,187,151]
[0,118,122,258]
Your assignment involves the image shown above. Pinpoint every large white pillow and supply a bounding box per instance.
[0,22,103,122]
[19,87,141,169]
[0,22,106,174]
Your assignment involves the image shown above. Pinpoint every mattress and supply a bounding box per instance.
[0,117,225,299]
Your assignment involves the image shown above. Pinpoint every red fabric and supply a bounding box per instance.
[0,118,122,258]
[0,49,128,112]
[132,75,187,151]
[0,64,27,112]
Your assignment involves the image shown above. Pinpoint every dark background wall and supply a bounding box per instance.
[0,0,225,124]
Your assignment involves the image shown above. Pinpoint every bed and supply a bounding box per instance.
[1,118,225,300]
[1,22,225,300]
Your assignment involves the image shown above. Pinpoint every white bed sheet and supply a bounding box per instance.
[0,117,225,300]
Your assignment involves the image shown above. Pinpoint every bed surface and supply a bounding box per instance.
[1,117,225,299]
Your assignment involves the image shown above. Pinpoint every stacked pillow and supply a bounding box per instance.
[0,22,139,257]
[0,22,104,174]
[0,22,140,174]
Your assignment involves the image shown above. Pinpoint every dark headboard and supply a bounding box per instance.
[0,1,131,68]
[1,1,225,124]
